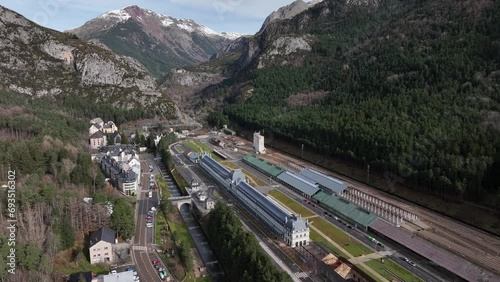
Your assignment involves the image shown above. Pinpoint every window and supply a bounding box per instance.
[104,253,108,255]
[104,247,108,250]
[93,255,96,257]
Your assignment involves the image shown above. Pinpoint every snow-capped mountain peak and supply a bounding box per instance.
[99,8,131,22]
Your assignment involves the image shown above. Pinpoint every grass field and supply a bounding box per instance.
[365,259,424,282]
[55,257,110,276]
[268,190,315,217]
[356,265,384,282]
[168,215,196,248]
[242,169,268,186]
[310,217,372,257]
[213,191,222,199]
[183,140,222,161]
[183,141,202,154]
[156,175,171,198]
[171,168,189,195]
[310,229,348,257]
[221,161,239,170]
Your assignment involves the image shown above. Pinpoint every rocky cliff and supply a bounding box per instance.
[0,5,176,118]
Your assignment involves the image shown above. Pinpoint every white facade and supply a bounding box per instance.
[200,154,309,247]
[127,157,141,187]
[119,178,137,195]
[90,240,114,264]
[89,124,101,136]
[253,132,266,154]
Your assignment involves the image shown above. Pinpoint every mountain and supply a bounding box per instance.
[0,5,177,119]
[260,0,323,31]
[161,0,500,232]
[68,5,243,78]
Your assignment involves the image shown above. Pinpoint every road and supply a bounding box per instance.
[131,156,166,282]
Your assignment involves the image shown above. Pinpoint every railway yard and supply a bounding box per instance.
[181,130,500,281]
[258,143,500,281]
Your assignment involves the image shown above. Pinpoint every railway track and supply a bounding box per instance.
[259,151,500,276]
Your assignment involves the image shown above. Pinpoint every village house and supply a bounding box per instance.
[89,131,107,150]
[89,226,116,265]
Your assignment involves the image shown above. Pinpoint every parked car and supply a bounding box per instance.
[110,270,117,274]
[134,275,140,281]
[146,222,153,228]
[126,267,135,272]
[152,259,160,265]
[146,215,153,220]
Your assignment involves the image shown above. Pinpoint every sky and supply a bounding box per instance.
[1,0,304,34]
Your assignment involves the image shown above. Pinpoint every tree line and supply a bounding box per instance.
[204,202,292,282]
[222,0,500,203]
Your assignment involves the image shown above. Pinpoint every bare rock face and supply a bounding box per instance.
[0,5,176,118]
[258,36,312,68]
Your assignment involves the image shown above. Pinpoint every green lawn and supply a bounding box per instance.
[168,216,196,248]
[222,161,268,186]
[183,140,222,161]
[311,217,372,257]
[365,259,424,282]
[193,140,214,153]
[183,141,202,153]
[172,168,189,195]
[185,274,212,282]
[356,265,384,282]
[55,257,110,276]
[242,169,268,186]
[221,161,239,170]
[174,144,185,153]
[156,175,172,198]
[268,190,315,217]
[213,191,222,199]
[309,229,348,257]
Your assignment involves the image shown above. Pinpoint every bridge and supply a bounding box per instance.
[169,196,193,210]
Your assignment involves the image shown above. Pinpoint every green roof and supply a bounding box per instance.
[223,128,236,135]
[242,155,284,177]
[313,191,378,228]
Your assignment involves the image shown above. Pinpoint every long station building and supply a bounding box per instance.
[200,153,310,247]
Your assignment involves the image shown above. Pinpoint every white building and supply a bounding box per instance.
[200,154,309,247]
[89,226,116,264]
[253,132,266,154]
[100,155,138,195]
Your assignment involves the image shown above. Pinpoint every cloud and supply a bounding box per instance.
[3,0,299,34]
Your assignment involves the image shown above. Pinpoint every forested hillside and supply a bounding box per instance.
[204,202,292,282]
[0,91,146,281]
[215,0,500,203]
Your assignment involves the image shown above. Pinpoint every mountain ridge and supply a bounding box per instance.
[0,5,176,118]
[160,0,500,220]
[68,5,244,77]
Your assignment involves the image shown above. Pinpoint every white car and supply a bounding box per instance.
[146,222,153,228]
[110,270,117,274]
[134,275,140,281]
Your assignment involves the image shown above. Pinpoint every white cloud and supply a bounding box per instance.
[3,0,302,34]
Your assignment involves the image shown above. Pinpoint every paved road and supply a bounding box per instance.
[131,157,166,282]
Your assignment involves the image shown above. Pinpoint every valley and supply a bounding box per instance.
[0,0,499,282]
